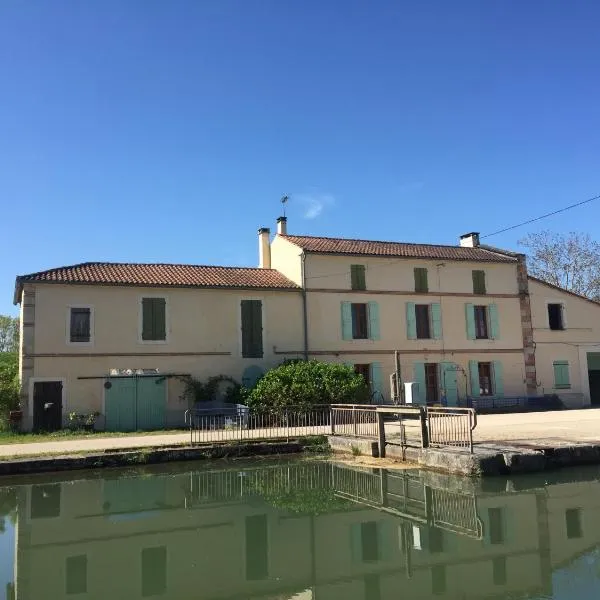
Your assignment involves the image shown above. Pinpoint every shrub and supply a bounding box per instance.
[0,353,19,425]
[178,375,241,407]
[246,360,369,410]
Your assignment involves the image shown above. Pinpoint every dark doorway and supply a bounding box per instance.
[425,364,439,404]
[589,371,600,406]
[33,381,63,432]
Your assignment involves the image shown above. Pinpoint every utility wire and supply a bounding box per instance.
[482,193,600,239]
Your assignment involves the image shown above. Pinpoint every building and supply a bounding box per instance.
[13,217,600,431]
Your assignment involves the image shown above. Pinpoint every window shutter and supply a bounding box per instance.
[414,268,428,293]
[370,362,384,402]
[413,362,426,405]
[368,301,380,340]
[153,298,166,341]
[431,303,442,339]
[251,301,263,357]
[465,304,476,340]
[351,265,366,290]
[241,300,263,358]
[469,360,480,397]
[440,362,458,406]
[473,270,486,294]
[406,302,417,340]
[142,299,154,340]
[493,361,504,397]
[489,304,500,340]
[341,302,353,340]
[553,361,570,389]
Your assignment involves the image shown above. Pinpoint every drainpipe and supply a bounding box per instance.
[301,252,309,361]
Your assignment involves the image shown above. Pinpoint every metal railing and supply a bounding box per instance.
[330,405,378,438]
[184,405,331,445]
[426,407,477,452]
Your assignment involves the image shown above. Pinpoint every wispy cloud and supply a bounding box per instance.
[295,193,336,219]
[397,181,424,195]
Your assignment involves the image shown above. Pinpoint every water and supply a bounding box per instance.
[1,459,600,599]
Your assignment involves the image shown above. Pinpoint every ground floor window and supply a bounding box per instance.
[478,362,493,396]
[354,364,371,386]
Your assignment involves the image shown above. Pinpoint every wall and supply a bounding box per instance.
[269,235,304,285]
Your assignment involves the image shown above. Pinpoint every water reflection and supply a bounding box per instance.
[2,460,600,599]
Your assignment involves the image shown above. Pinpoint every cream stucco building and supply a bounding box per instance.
[13,217,600,431]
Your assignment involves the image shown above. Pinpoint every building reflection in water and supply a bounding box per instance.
[3,460,600,599]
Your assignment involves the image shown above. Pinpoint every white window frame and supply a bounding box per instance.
[545,299,567,330]
[138,295,169,345]
[66,305,95,347]
[238,297,266,359]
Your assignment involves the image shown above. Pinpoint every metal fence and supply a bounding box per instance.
[330,405,378,438]
[426,407,477,452]
[185,405,331,445]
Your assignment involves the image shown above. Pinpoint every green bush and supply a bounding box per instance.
[246,360,369,410]
[178,374,241,407]
[0,353,19,423]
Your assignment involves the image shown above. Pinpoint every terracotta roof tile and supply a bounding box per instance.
[282,235,516,263]
[16,262,299,291]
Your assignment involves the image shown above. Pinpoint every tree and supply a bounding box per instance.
[519,231,600,300]
[0,316,19,353]
[246,360,369,410]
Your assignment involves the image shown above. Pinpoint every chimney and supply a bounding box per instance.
[277,216,287,235]
[258,227,271,269]
[459,232,480,248]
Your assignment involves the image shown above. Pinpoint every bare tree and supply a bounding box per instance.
[519,231,600,300]
[0,316,19,353]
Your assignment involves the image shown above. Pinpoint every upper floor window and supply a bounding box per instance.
[474,306,489,339]
[69,307,92,344]
[241,300,263,358]
[407,302,441,340]
[350,264,366,290]
[565,508,582,539]
[141,297,167,342]
[341,301,380,341]
[548,303,565,330]
[415,305,431,339]
[352,303,368,339]
[472,270,486,294]
[466,303,499,340]
[414,267,428,293]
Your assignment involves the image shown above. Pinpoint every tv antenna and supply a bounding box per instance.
[281,195,289,217]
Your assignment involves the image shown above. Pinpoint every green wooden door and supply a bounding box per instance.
[136,376,166,430]
[105,378,136,432]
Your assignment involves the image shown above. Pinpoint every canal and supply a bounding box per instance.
[1,459,599,599]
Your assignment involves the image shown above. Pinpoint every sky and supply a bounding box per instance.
[1,0,600,315]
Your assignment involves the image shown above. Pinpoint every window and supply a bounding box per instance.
[488,508,505,544]
[474,306,489,339]
[241,300,263,358]
[553,361,571,389]
[548,303,564,330]
[141,546,167,597]
[415,305,431,339]
[352,303,368,339]
[66,555,87,595]
[478,363,493,396]
[141,298,166,342]
[246,515,268,580]
[414,267,428,293]
[472,270,486,294]
[355,364,371,386]
[565,508,582,539]
[425,363,439,404]
[492,556,507,585]
[31,484,61,519]
[69,307,91,343]
[351,265,366,290]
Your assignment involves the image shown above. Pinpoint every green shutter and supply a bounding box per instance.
[413,362,426,405]
[489,304,500,340]
[440,362,458,406]
[142,298,166,341]
[241,300,263,358]
[553,361,571,389]
[142,298,153,340]
[473,270,486,294]
[493,361,504,397]
[368,301,380,340]
[370,362,384,403]
[465,304,476,340]
[350,523,362,563]
[351,265,366,290]
[469,360,480,397]
[414,268,428,293]
[341,302,353,340]
[431,303,442,339]
[406,302,417,340]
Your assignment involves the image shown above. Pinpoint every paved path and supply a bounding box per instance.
[2,409,600,458]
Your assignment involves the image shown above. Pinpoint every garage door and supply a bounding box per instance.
[105,376,166,431]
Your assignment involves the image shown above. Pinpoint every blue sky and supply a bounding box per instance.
[1,0,600,315]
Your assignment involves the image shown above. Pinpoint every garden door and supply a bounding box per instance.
[33,381,63,432]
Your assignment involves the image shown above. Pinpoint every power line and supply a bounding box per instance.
[482,193,600,239]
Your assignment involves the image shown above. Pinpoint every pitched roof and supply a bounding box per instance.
[14,262,299,302]
[282,235,517,263]
[528,276,600,306]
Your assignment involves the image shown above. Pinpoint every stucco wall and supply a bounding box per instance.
[269,235,303,285]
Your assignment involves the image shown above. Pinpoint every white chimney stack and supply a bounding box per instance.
[258,227,271,268]
[459,232,480,248]
[277,216,287,235]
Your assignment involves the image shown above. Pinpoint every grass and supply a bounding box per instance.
[0,429,188,445]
